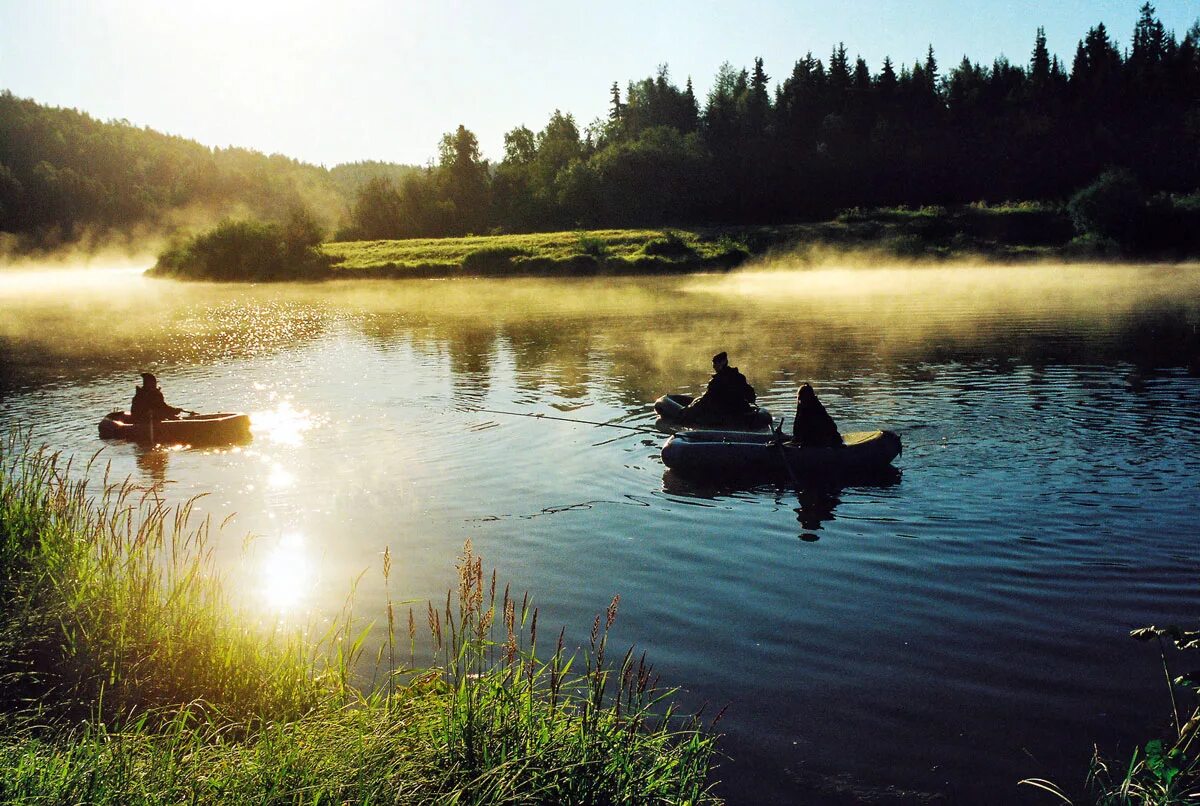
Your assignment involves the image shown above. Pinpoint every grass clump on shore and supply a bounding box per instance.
[0,437,720,804]
[1022,625,1200,805]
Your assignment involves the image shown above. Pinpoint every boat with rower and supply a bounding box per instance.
[98,411,252,445]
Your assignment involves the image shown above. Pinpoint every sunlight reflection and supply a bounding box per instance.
[266,463,294,489]
[259,532,312,612]
[250,400,314,446]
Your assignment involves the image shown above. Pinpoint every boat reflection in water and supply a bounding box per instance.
[661,466,901,540]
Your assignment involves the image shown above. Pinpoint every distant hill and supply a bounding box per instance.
[0,91,417,252]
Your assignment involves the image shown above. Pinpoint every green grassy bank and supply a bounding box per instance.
[150,195,1200,282]
[0,438,719,804]
[320,204,1081,280]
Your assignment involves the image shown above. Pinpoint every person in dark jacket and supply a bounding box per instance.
[792,384,842,447]
[681,352,757,424]
[130,373,183,423]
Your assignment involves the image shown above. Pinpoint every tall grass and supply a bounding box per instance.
[0,435,720,803]
[1021,625,1200,806]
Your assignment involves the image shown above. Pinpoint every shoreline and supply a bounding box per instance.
[146,205,1200,282]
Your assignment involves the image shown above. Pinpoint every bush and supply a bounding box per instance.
[1067,169,1145,244]
[640,231,696,259]
[575,233,610,259]
[1065,232,1122,257]
[460,246,529,275]
[154,215,332,281]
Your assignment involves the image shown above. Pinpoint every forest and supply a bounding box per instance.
[1,4,1197,250]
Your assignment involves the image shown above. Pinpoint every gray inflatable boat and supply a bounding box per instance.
[661,429,902,478]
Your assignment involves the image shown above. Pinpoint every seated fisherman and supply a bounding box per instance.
[792,384,842,448]
[131,372,184,423]
[680,351,757,424]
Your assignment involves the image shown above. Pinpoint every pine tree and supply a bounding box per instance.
[748,57,771,134]
[829,43,851,91]
[924,45,940,94]
[1030,26,1051,84]
[853,57,872,91]
[877,56,898,96]
[1131,2,1167,68]
[608,81,624,124]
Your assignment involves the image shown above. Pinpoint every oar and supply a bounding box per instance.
[468,407,659,434]
[769,417,802,488]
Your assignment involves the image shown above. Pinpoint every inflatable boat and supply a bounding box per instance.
[98,412,252,445]
[661,429,901,478]
[653,393,774,431]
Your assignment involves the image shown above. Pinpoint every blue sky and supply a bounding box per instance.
[1,1,1197,167]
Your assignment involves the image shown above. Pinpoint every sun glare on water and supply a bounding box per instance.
[250,400,315,446]
[258,532,313,612]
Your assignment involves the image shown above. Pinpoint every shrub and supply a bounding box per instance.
[575,233,610,259]
[460,246,529,275]
[640,231,696,259]
[154,214,332,281]
[1065,233,1122,257]
[1067,168,1145,244]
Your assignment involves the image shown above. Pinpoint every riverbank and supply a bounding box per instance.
[0,439,719,804]
[320,203,1083,279]
[144,200,1200,282]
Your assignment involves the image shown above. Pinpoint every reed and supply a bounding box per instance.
[0,434,720,803]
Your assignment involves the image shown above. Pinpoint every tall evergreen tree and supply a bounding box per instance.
[877,56,898,97]
[1030,26,1051,84]
[747,57,772,135]
[1131,3,1167,69]
[608,82,624,125]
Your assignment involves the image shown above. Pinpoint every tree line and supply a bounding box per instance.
[1,4,1197,248]
[0,92,411,249]
[346,4,1200,239]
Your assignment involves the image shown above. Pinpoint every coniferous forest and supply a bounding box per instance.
[1,4,1197,250]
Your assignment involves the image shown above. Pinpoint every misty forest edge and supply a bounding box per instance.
[2,6,1199,279]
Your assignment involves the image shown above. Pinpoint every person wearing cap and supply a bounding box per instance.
[130,373,184,423]
[680,351,757,424]
[792,383,842,448]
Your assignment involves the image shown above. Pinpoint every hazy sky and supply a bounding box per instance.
[2,1,1197,167]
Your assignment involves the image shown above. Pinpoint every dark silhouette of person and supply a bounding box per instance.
[130,372,183,423]
[792,384,842,447]
[681,351,757,424]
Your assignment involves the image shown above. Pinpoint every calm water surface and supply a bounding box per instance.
[2,264,1200,804]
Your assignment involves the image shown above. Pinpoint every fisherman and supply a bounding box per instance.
[130,372,184,423]
[680,351,757,424]
[792,383,842,448]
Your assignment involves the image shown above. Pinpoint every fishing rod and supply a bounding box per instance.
[468,407,662,435]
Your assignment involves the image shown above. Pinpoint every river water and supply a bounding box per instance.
[2,263,1199,803]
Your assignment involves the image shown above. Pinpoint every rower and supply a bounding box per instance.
[131,372,184,423]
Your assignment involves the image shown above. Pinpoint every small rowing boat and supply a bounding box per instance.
[98,411,252,446]
[653,393,774,431]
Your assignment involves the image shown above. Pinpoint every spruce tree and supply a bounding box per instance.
[1030,26,1051,84]
[878,56,898,96]
[748,57,771,135]
[608,81,624,124]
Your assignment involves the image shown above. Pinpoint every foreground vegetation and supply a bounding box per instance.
[0,438,719,803]
[1023,626,1200,805]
